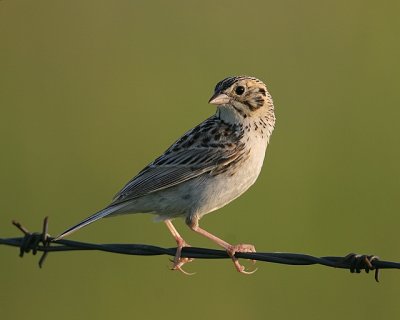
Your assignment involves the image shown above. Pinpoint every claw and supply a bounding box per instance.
[233,259,258,274]
[227,244,257,274]
[240,266,258,275]
[173,264,196,276]
[164,220,195,275]
[169,256,195,275]
[170,238,194,274]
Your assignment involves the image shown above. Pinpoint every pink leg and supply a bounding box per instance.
[190,224,257,274]
[164,220,194,275]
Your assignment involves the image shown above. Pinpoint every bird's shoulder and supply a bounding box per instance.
[153,115,245,164]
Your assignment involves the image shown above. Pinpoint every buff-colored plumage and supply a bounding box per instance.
[55,76,276,274]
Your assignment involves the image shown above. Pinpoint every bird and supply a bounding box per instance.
[54,76,276,274]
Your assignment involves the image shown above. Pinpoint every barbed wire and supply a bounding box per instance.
[1,217,399,282]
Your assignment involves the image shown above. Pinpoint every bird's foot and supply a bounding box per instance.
[170,239,195,275]
[227,244,258,275]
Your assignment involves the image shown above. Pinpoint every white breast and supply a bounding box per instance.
[190,128,269,218]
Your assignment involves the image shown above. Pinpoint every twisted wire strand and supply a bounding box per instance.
[1,217,399,282]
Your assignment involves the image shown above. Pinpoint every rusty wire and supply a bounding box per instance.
[1,217,399,282]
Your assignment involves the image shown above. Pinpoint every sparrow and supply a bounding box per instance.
[54,76,276,274]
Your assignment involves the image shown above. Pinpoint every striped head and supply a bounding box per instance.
[209,76,275,125]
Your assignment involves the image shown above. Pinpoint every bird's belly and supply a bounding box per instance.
[194,145,266,218]
[170,141,267,220]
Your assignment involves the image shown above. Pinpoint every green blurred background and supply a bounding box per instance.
[1,0,399,319]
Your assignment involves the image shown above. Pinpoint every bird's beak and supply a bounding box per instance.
[208,92,231,105]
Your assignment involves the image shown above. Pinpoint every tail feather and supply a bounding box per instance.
[53,204,126,241]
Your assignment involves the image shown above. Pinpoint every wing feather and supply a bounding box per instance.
[112,145,244,204]
[111,115,245,204]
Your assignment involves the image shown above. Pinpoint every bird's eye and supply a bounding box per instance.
[235,86,245,95]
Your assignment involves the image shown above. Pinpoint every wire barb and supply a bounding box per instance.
[11,217,51,268]
[344,253,381,282]
[1,218,399,282]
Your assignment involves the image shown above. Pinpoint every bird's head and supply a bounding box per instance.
[208,76,274,124]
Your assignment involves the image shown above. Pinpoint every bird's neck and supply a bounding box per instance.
[216,105,244,124]
[216,103,275,144]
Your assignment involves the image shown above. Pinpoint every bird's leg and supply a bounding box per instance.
[188,220,257,274]
[164,220,194,275]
